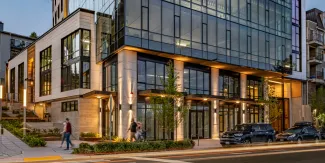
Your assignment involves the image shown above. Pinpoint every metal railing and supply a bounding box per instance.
[309,53,324,61]
[308,31,324,44]
[309,71,324,79]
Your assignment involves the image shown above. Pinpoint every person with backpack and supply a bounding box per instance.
[127,118,137,142]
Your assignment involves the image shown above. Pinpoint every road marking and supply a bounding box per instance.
[182,147,325,162]
[123,156,190,163]
[231,152,252,155]
[24,155,62,162]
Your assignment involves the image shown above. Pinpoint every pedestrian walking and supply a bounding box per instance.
[127,118,137,142]
[64,118,73,150]
[60,121,73,148]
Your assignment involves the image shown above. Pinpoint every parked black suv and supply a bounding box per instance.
[220,123,276,147]
[276,122,320,143]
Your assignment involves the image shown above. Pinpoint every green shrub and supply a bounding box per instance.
[73,139,194,154]
[23,135,47,147]
[80,132,97,138]
[2,106,9,111]
[0,120,46,147]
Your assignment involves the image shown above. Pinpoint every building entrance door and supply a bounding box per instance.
[189,102,210,139]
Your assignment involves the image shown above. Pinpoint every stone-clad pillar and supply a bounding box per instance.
[174,60,184,140]
[117,50,137,139]
[211,68,219,138]
[240,74,247,124]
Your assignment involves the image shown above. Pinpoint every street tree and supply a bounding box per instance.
[149,61,188,140]
[258,78,283,124]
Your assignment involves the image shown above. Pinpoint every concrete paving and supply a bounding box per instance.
[0,130,222,163]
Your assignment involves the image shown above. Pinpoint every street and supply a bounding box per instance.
[43,144,325,163]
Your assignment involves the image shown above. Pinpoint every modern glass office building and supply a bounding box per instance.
[8,0,306,140]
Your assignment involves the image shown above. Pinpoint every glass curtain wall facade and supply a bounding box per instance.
[291,0,301,71]
[61,29,91,91]
[122,0,292,73]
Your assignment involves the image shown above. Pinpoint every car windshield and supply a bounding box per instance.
[284,127,302,134]
[233,125,251,131]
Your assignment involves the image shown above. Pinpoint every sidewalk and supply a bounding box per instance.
[0,134,221,162]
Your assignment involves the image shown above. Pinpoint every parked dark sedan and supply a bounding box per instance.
[220,123,276,147]
[276,125,320,143]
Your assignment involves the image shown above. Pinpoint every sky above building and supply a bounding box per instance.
[0,0,323,37]
[0,0,52,37]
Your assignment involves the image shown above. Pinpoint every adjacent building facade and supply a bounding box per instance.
[8,0,307,140]
[0,22,35,98]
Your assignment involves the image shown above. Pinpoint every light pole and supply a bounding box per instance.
[23,89,26,136]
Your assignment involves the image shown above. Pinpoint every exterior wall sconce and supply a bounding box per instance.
[243,110,246,114]
[119,104,121,110]
[129,104,132,110]
[214,109,217,113]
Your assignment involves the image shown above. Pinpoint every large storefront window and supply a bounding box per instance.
[218,70,240,98]
[183,66,210,95]
[137,98,174,140]
[247,76,263,101]
[61,29,90,91]
[18,63,24,102]
[292,0,301,72]
[40,46,52,96]
[247,104,264,123]
[219,103,241,133]
[103,59,117,92]
[137,56,168,91]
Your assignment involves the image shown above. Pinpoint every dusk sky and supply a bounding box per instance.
[0,0,324,37]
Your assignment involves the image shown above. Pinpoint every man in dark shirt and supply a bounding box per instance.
[65,118,72,150]
[127,118,137,142]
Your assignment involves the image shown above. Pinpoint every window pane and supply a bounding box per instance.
[181,7,191,40]
[231,0,238,17]
[192,10,202,43]
[231,22,239,51]
[239,0,246,20]
[240,25,247,53]
[217,18,226,48]
[251,0,258,23]
[208,16,217,46]
[149,0,161,33]
[125,0,141,29]
[162,2,174,36]
[146,62,155,84]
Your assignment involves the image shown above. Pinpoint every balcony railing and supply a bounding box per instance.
[309,71,324,80]
[308,31,324,45]
[309,53,323,61]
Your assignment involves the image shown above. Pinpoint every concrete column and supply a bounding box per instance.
[240,74,247,124]
[211,68,219,139]
[174,60,184,140]
[117,50,137,139]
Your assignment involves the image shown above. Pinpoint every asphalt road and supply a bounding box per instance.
[46,145,325,163]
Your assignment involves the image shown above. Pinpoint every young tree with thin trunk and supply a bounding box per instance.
[149,61,188,140]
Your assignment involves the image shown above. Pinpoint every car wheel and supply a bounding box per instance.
[315,137,320,143]
[267,137,273,144]
[243,139,252,146]
[297,138,302,144]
